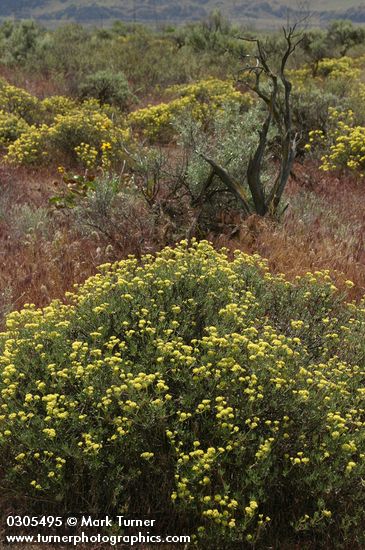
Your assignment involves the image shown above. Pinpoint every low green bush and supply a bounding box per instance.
[1,241,365,548]
[78,70,135,110]
[0,20,44,66]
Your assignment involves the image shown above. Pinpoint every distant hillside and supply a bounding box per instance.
[3,0,365,27]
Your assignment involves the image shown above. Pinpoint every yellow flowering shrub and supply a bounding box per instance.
[5,102,130,168]
[316,57,361,80]
[287,67,312,89]
[39,95,78,123]
[0,110,29,146]
[0,82,40,123]
[0,80,129,168]
[288,56,361,88]
[1,241,365,547]
[306,108,365,175]
[167,78,249,104]
[48,108,128,159]
[6,123,50,164]
[129,78,252,142]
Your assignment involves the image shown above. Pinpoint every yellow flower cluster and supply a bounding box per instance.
[129,78,252,141]
[316,57,361,80]
[74,142,98,168]
[307,108,365,175]
[6,123,50,164]
[0,110,29,146]
[0,80,130,168]
[5,100,130,168]
[288,56,361,88]
[0,82,40,122]
[40,95,78,122]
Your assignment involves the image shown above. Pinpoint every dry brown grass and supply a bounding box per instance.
[212,162,365,299]
[0,66,65,98]
[1,160,365,328]
[0,164,157,324]
[0,166,96,315]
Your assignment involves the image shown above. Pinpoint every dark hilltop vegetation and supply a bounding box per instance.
[1,0,365,26]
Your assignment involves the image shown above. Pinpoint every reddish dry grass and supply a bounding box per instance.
[213,162,365,299]
[1,160,365,326]
[0,165,104,318]
[0,66,65,98]
[0,163,157,322]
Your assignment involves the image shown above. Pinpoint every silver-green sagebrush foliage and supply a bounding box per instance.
[1,241,365,548]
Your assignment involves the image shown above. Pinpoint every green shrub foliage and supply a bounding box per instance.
[78,70,134,110]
